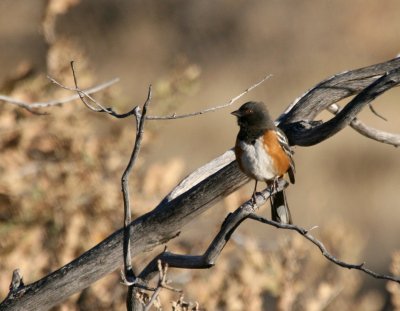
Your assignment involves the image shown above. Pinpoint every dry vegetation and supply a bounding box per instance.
[1,1,400,310]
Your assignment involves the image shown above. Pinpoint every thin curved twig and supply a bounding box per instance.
[69,61,112,112]
[143,260,181,311]
[0,77,119,113]
[368,103,388,121]
[65,61,138,118]
[248,214,400,283]
[68,61,155,305]
[56,66,271,121]
[327,103,400,147]
[145,74,272,120]
[121,86,152,288]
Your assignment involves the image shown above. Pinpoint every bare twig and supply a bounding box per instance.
[327,103,400,147]
[66,62,143,119]
[144,260,181,311]
[121,85,152,287]
[0,77,119,112]
[247,214,400,283]
[5,67,270,120]
[68,61,111,112]
[68,62,154,308]
[143,261,164,311]
[368,103,388,121]
[145,74,272,120]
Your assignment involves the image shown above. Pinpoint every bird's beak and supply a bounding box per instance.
[231,109,241,117]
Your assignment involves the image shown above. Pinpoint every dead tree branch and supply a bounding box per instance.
[145,74,272,120]
[128,178,400,310]
[134,180,287,283]
[0,77,119,112]
[279,66,400,146]
[278,56,400,124]
[247,214,400,283]
[1,57,400,311]
[120,87,151,287]
[1,151,247,311]
[142,260,182,311]
[67,62,154,306]
[327,103,400,146]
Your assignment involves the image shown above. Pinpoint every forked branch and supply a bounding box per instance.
[0,77,119,113]
[131,179,400,305]
[280,66,400,146]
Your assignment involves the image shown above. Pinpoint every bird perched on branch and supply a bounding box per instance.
[231,101,295,224]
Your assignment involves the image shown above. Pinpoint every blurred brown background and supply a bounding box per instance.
[0,0,400,310]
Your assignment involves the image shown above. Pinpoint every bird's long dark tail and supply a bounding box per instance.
[270,189,292,224]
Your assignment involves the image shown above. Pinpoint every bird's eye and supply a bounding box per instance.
[240,108,252,114]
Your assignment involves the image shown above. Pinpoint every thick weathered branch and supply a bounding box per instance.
[0,151,248,311]
[282,66,400,146]
[278,56,400,124]
[128,182,286,311]
[138,181,287,282]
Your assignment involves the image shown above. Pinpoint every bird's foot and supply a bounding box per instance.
[251,192,257,205]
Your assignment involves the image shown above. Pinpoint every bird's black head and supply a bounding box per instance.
[231,101,274,130]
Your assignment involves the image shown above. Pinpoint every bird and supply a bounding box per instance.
[231,101,295,224]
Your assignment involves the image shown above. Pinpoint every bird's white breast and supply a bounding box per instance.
[238,137,277,181]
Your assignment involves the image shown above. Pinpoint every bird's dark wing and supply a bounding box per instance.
[275,128,295,184]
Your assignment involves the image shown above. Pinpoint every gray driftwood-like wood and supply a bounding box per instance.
[1,57,400,311]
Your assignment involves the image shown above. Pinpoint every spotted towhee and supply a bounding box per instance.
[232,101,295,224]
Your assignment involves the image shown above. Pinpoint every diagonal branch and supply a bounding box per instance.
[135,181,287,283]
[145,74,272,120]
[247,214,400,283]
[127,182,286,311]
[327,103,400,147]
